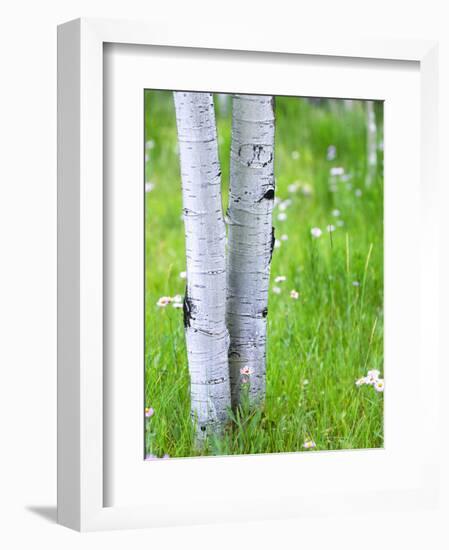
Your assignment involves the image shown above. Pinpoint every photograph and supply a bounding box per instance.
[144,90,384,459]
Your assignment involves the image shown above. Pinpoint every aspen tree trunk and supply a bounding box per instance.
[226,94,276,409]
[366,100,377,186]
[173,92,231,442]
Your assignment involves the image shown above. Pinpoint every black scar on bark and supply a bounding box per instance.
[269,226,275,262]
[262,307,268,318]
[183,287,193,328]
[258,188,275,202]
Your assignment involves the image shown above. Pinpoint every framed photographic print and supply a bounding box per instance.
[57,18,440,530]
[142,90,385,459]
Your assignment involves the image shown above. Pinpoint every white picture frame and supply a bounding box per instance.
[57,17,439,531]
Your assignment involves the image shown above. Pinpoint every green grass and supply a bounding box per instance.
[144,91,384,458]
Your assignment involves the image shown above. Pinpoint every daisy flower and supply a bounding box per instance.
[277,212,287,222]
[179,271,187,279]
[156,296,172,307]
[331,209,341,217]
[301,183,313,196]
[367,369,381,384]
[240,365,254,376]
[145,407,154,418]
[272,286,281,294]
[279,199,292,211]
[327,224,336,232]
[373,379,385,393]
[274,275,287,283]
[280,234,289,241]
[290,290,299,299]
[327,145,337,161]
[311,227,322,238]
[330,166,344,177]
[303,440,316,449]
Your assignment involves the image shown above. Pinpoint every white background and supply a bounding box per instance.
[0,1,448,548]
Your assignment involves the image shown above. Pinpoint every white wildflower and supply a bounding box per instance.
[279,200,291,211]
[156,296,171,308]
[367,369,381,383]
[179,271,187,279]
[274,275,287,283]
[240,365,254,376]
[327,224,336,232]
[303,440,316,449]
[272,286,281,294]
[327,145,337,161]
[301,183,313,197]
[290,290,299,299]
[277,212,287,222]
[331,209,341,217]
[291,150,300,160]
[373,379,385,393]
[311,227,322,238]
[280,234,289,241]
[330,166,344,177]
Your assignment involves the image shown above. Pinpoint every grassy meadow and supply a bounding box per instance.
[144,91,384,459]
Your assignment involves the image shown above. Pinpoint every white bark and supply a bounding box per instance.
[173,92,231,441]
[226,94,276,409]
[366,100,377,186]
